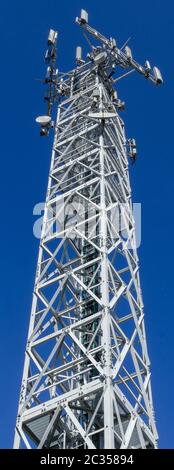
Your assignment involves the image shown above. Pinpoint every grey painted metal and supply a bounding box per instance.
[14,11,161,449]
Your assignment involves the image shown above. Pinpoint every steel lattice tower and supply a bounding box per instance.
[14,10,162,449]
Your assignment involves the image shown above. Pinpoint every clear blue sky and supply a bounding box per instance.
[0,0,173,449]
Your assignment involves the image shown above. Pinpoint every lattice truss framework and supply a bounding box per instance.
[14,58,158,449]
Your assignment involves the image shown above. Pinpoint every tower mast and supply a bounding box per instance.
[14,10,162,449]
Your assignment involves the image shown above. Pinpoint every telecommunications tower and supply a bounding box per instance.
[14,10,162,449]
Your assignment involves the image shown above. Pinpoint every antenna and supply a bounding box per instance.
[80,9,89,24]
[76,46,84,65]
[153,66,163,84]
[124,45,133,61]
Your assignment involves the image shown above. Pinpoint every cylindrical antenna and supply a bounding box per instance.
[76,46,82,64]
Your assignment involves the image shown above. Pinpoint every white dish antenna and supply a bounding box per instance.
[35,115,51,126]
[88,110,116,119]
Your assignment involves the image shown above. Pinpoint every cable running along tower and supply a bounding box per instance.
[14,10,162,449]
